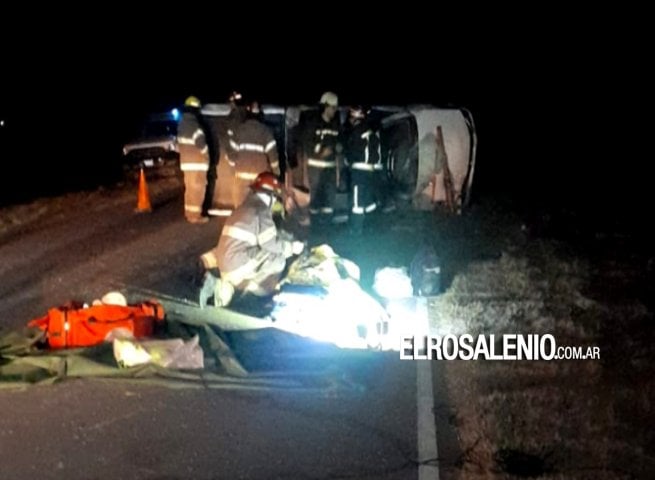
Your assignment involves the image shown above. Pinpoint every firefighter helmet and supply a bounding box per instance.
[319,91,339,107]
[251,171,283,197]
[184,96,201,108]
[100,291,127,306]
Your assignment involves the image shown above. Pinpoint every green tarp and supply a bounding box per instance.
[0,318,359,394]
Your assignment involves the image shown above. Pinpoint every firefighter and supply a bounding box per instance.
[198,172,304,308]
[300,91,341,225]
[226,93,280,208]
[177,95,210,224]
[204,91,247,218]
[344,105,382,234]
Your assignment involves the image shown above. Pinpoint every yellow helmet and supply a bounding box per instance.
[184,96,201,108]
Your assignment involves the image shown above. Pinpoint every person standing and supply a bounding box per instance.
[300,91,341,225]
[344,105,382,234]
[177,95,210,224]
[226,93,280,208]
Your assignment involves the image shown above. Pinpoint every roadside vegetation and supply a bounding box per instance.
[431,202,654,479]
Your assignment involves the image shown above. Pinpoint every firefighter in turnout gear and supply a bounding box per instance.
[300,91,341,224]
[226,94,280,208]
[178,95,210,224]
[199,172,304,308]
[344,105,382,234]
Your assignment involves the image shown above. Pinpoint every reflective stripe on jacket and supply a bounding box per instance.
[227,118,280,177]
[178,110,210,168]
[301,112,340,166]
[211,193,292,284]
[345,120,381,172]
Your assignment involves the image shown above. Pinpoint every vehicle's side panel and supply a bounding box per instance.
[410,107,474,210]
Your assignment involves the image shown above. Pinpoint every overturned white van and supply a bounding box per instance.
[201,104,477,214]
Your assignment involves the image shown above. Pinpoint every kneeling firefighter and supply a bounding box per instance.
[198,172,304,308]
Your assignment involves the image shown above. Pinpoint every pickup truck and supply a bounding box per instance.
[122,111,179,176]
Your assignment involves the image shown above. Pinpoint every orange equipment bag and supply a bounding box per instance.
[28,301,165,349]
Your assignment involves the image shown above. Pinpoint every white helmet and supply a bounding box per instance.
[100,291,128,306]
[319,91,338,107]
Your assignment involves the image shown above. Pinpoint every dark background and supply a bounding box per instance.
[0,15,648,229]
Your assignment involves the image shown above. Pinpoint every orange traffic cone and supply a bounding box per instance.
[135,167,152,213]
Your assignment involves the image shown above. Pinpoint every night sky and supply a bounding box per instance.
[0,17,648,226]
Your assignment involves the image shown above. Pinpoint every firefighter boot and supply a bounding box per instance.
[187,215,209,225]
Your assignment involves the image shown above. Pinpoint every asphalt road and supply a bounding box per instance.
[0,181,456,479]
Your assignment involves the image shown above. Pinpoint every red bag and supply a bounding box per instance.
[28,301,165,349]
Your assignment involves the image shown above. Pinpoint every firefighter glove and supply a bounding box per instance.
[292,241,305,255]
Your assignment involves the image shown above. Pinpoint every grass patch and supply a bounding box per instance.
[430,205,654,479]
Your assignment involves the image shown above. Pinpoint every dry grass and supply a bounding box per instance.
[429,225,654,479]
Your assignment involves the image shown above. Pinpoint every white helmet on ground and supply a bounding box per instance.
[100,291,128,306]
